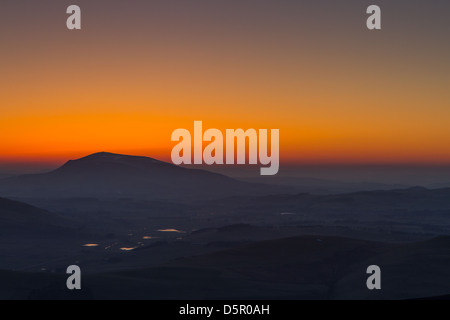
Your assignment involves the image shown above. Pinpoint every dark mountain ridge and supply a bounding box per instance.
[0,197,72,236]
[0,152,277,200]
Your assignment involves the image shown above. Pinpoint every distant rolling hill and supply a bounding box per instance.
[210,187,450,217]
[0,197,73,236]
[242,176,408,194]
[0,152,277,201]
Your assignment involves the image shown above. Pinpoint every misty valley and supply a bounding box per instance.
[0,152,449,300]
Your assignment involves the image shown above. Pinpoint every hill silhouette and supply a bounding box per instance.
[0,152,273,200]
[0,197,71,236]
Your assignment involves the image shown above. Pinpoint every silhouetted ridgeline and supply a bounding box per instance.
[0,152,281,201]
[0,197,73,236]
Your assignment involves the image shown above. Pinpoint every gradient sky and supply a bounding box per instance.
[1,0,450,172]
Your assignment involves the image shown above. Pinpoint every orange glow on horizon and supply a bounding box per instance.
[1,109,450,168]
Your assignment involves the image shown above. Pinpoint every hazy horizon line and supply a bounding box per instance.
[1,151,450,186]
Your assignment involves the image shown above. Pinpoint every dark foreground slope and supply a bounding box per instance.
[2,235,449,300]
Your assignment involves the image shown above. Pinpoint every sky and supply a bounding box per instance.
[1,0,450,176]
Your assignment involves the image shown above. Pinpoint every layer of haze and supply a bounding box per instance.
[1,1,449,179]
